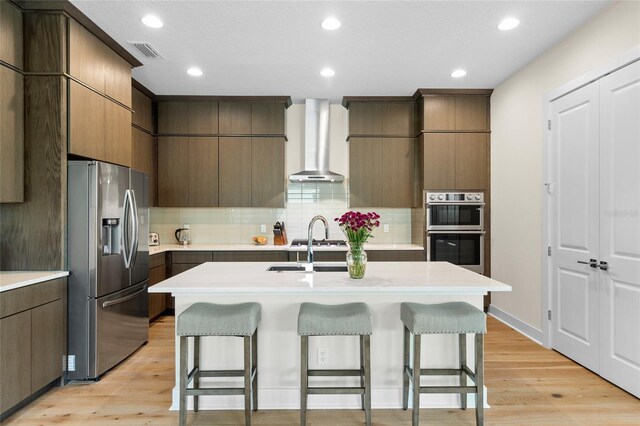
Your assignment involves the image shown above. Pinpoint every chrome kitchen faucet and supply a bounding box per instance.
[306,215,329,272]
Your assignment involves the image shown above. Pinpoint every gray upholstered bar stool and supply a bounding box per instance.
[298,302,373,426]
[401,302,486,426]
[177,302,261,426]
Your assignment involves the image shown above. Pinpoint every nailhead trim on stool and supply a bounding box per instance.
[401,302,486,426]
[177,302,261,426]
[298,302,373,426]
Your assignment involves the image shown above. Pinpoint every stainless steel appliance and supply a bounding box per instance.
[426,191,484,231]
[67,161,149,381]
[174,225,191,245]
[149,232,159,246]
[425,191,485,274]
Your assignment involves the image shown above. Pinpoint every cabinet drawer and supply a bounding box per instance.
[149,253,166,269]
[289,251,347,262]
[171,251,213,264]
[149,265,166,285]
[0,310,31,413]
[213,251,288,262]
[171,263,199,276]
[0,278,64,319]
[367,250,425,261]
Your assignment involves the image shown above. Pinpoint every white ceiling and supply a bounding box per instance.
[70,0,612,103]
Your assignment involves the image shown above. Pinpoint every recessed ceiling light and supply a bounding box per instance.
[141,15,163,29]
[498,17,520,31]
[321,17,341,31]
[320,68,335,77]
[187,67,203,77]
[451,69,467,78]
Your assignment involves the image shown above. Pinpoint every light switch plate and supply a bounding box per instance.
[318,348,329,365]
[260,224,267,233]
[383,224,389,233]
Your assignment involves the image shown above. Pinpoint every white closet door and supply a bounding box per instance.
[599,60,640,398]
[550,81,600,371]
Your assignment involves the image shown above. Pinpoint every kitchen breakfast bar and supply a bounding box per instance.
[150,261,511,411]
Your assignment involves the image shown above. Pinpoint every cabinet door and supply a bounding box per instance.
[132,88,153,132]
[104,47,131,108]
[131,128,156,206]
[105,100,132,167]
[382,103,414,136]
[148,265,167,319]
[69,81,105,161]
[382,138,414,207]
[455,96,488,131]
[157,137,189,206]
[0,1,23,69]
[251,137,284,207]
[69,20,105,91]
[348,103,382,135]
[349,137,382,207]
[219,137,251,206]
[189,137,218,207]
[423,133,455,189]
[0,66,24,202]
[31,299,63,392]
[158,101,189,134]
[189,101,218,134]
[219,102,252,134]
[0,310,31,413]
[423,96,455,131]
[252,102,285,134]
[455,133,488,190]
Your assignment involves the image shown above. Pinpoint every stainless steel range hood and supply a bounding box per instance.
[289,99,344,182]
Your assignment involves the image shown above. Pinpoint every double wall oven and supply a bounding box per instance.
[426,191,485,274]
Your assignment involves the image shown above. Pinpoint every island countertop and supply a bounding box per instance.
[149,261,511,294]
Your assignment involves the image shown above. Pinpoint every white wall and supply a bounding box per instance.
[490,1,640,329]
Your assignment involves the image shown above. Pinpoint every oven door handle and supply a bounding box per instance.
[426,203,485,207]
[426,231,486,235]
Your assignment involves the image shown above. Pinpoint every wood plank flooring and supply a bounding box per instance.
[4,316,639,425]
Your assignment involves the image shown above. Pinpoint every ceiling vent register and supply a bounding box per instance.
[128,42,164,59]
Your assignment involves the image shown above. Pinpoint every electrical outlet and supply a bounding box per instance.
[318,348,329,365]
[260,224,267,233]
[383,224,389,233]
[68,355,76,372]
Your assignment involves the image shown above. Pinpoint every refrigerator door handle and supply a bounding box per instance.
[102,284,147,308]
[122,190,134,268]
[128,189,139,268]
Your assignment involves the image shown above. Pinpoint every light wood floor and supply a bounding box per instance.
[4,316,639,425]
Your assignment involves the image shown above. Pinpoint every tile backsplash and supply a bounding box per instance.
[150,182,413,245]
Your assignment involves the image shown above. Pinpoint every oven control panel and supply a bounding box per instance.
[426,192,484,203]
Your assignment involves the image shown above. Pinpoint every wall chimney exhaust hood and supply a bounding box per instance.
[289,99,344,182]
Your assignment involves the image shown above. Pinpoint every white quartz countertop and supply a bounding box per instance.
[149,261,511,295]
[149,243,423,256]
[0,271,69,293]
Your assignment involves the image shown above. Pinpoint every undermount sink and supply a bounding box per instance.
[267,264,348,272]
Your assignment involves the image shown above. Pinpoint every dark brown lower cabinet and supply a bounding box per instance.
[0,278,65,417]
[149,253,167,320]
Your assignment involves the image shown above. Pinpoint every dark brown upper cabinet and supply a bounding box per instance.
[415,90,492,132]
[251,102,285,134]
[131,87,153,133]
[344,98,415,137]
[219,102,252,134]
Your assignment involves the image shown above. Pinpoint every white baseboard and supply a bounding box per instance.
[488,305,543,345]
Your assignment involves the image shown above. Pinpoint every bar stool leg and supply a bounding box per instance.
[459,333,467,410]
[193,336,200,412]
[252,329,258,411]
[363,335,372,426]
[402,326,410,410]
[360,335,365,411]
[300,335,308,426]
[412,334,421,426]
[244,336,252,426]
[475,333,484,426]
[179,336,188,426]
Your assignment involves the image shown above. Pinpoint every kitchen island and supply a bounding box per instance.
[150,261,511,411]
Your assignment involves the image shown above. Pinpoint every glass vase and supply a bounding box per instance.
[346,243,368,279]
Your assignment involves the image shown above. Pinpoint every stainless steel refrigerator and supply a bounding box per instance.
[67,161,149,381]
